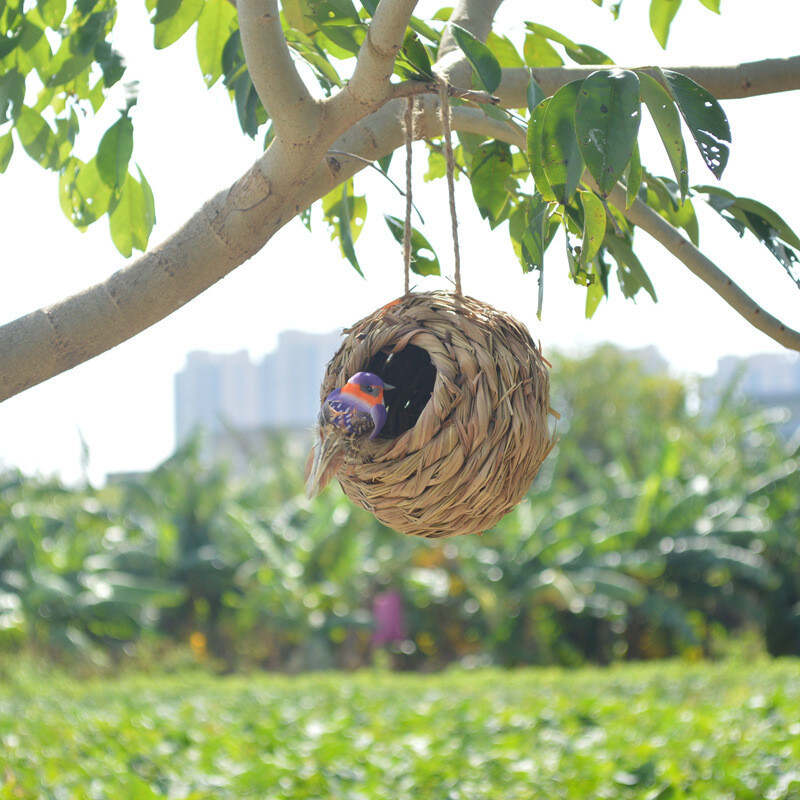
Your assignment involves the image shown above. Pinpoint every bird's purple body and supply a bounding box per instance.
[322,371,388,440]
[306,372,392,496]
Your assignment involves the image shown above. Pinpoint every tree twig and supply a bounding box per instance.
[326,149,425,223]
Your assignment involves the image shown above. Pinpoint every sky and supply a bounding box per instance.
[1,0,799,484]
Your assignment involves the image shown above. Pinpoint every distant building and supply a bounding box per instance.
[623,345,669,376]
[174,330,342,447]
[704,352,800,438]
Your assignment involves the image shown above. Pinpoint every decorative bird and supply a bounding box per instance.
[305,371,393,497]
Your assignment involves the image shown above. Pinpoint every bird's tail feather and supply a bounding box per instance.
[305,434,345,497]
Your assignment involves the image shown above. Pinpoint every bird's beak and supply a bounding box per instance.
[383,382,396,391]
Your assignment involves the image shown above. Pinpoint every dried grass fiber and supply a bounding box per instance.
[321,291,555,537]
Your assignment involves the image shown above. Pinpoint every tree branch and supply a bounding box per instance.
[436,0,504,87]
[0,99,516,402]
[346,0,418,107]
[388,80,499,105]
[604,184,800,353]
[238,0,321,142]
[495,55,800,108]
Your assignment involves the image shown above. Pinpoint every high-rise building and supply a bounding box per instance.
[174,350,260,444]
[174,331,342,446]
[704,352,800,438]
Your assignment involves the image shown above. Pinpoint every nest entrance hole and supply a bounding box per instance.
[365,344,436,438]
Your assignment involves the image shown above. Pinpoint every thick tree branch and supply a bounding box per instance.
[238,0,321,142]
[0,99,515,402]
[346,0,418,107]
[324,0,419,142]
[436,0,504,87]
[496,55,800,108]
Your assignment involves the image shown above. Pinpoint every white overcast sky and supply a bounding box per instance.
[1,0,799,483]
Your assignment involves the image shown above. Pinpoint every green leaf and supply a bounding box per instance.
[696,187,800,286]
[486,31,524,68]
[509,194,552,277]
[233,74,265,138]
[579,191,606,266]
[196,0,237,87]
[0,68,24,123]
[151,0,179,24]
[585,262,605,318]
[45,52,93,88]
[138,165,156,235]
[575,68,641,196]
[285,29,342,90]
[318,23,365,56]
[626,142,642,209]
[525,22,614,65]
[75,158,113,222]
[606,235,657,301]
[395,29,433,80]
[322,180,366,275]
[662,69,730,179]
[0,131,13,173]
[450,23,501,93]
[526,72,545,113]
[649,0,682,48]
[15,105,60,169]
[638,70,688,198]
[109,172,151,257]
[97,115,133,190]
[73,10,113,55]
[384,215,440,276]
[425,148,445,182]
[526,97,555,201]
[94,41,125,88]
[378,152,392,175]
[523,33,563,68]
[469,140,513,228]
[647,175,699,244]
[696,0,720,11]
[59,157,112,228]
[152,0,203,50]
[730,197,800,249]
[409,17,440,44]
[569,43,614,66]
[36,0,65,27]
[283,0,317,35]
[541,80,584,205]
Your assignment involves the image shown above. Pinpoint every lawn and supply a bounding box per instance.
[1,661,799,799]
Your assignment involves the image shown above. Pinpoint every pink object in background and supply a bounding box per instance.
[372,590,407,646]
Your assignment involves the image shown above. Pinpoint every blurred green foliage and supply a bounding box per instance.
[0,346,798,671]
[1,661,799,798]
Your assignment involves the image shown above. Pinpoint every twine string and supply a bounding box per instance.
[438,79,462,297]
[403,96,413,295]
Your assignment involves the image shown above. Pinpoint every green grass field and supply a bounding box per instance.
[1,661,799,799]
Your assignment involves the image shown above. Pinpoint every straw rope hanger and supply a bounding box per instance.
[402,79,462,298]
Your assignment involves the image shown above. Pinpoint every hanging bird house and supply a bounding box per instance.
[319,290,555,538]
